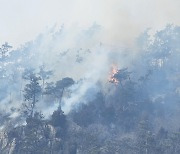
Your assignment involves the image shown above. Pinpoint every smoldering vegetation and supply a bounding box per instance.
[0,24,180,154]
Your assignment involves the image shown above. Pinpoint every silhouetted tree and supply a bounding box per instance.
[23,73,42,118]
[45,77,74,108]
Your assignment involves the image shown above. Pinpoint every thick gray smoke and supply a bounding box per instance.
[0,24,126,118]
[0,0,180,121]
[1,23,180,119]
[20,24,131,115]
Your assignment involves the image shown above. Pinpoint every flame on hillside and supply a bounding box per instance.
[109,65,119,84]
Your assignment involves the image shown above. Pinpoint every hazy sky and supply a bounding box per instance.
[0,0,180,48]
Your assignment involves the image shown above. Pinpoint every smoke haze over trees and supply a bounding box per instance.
[0,0,180,153]
[0,24,179,154]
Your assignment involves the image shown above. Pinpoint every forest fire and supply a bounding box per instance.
[109,65,119,84]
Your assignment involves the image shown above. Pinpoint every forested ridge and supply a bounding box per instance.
[0,25,180,154]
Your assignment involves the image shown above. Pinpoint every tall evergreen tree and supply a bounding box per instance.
[23,73,42,118]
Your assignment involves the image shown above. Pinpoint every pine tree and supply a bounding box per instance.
[45,77,74,108]
[23,73,42,118]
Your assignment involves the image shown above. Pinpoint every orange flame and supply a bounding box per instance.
[109,65,119,84]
